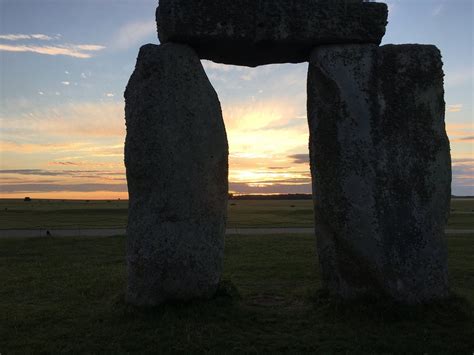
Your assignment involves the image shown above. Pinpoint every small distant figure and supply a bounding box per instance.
[24,197,31,202]
[46,230,52,237]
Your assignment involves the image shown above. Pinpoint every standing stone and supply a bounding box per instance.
[307,44,451,303]
[156,0,388,67]
[125,43,228,306]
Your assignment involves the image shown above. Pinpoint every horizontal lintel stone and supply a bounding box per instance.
[156,0,388,67]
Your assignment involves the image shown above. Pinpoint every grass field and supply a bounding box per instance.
[1,198,473,230]
[1,233,473,353]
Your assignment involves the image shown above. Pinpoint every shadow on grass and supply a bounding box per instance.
[111,280,242,318]
[309,288,473,323]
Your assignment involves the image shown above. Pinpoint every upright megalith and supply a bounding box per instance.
[125,43,228,306]
[156,0,388,67]
[307,44,451,303]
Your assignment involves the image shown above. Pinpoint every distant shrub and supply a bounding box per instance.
[24,197,32,202]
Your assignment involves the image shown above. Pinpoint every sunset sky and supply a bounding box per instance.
[0,0,473,199]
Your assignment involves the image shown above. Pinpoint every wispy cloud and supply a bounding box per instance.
[1,183,127,193]
[447,104,463,113]
[113,20,156,50]
[256,116,307,131]
[289,154,309,164]
[386,2,397,16]
[445,67,474,88]
[0,32,104,58]
[431,4,444,17]
[230,182,311,195]
[0,43,106,58]
[0,33,61,41]
[48,162,80,166]
[202,60,234,72]
[447,122,474,142]
[1,101,125,138]
[0,169,124,177]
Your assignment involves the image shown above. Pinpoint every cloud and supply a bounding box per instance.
[0,43,106,58]
[447,104,463,113]
[452,158,474,163]
[1,183,127,193]
[61,81,70,86]
[48,162,80,166]
[0,168,125,178]
[1,101,125,138]
[447,122,474,143]
[219,98,310,180]
[288,154,309,164]
[0,33,60,41]
[113,20,156,50]
[202,60,234,72]
[0,169,63,176]
[230,182,312,195]
[257,116,307,131]
[445,67,474,88]
[386,2,397,16]
[0,141,94,154]
[431,4,444,17]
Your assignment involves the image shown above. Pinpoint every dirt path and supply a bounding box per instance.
[0,228,472,239]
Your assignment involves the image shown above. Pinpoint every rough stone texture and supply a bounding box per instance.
[156,0,388,67]
[307,44,451,303]
[124,43,228,306]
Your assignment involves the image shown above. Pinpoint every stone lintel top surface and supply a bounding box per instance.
[156,0,388,67]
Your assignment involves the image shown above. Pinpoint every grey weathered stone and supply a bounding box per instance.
[124,43,228,306]
[307,44,451,303]
[156,0,388,67]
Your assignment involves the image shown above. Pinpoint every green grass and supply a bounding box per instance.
[1,198,473,230]
[1,234,473,353]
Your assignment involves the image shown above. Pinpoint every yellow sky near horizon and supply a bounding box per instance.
[0,94,316,199]
[1,102,472,200]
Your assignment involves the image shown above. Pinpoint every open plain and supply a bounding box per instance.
[1,198,473,230]
[1,198,473,352]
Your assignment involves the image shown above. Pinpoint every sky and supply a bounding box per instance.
[0,0,473,199]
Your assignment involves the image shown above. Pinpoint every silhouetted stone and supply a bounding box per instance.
[156,0,388,67]
[307,44,451,303]
[125,43,228,306]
